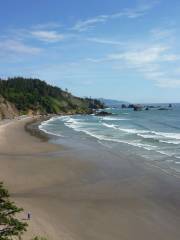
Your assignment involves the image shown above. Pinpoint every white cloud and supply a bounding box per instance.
[6,22,67,44]
[85,57,106,63]
[0,40,41,54]
[108,45,177,65]
[87,37,125,46]
[85,35,179,88]
[73,15,108,32]
[150,27,175,40]
[108,43,180,88]
[30,30,65,42]
[112,2,158,19]
[73,1,159,31]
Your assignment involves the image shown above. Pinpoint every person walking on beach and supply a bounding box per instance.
[27,212,31,220]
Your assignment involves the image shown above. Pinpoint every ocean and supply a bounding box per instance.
[39,104,180,176]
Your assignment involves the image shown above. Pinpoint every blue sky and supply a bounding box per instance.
[1,0,180,102]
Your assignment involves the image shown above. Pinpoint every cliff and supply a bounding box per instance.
[0,95,19,119]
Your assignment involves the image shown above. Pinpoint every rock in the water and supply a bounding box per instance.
[133,105,143,111]
[121,104,127,108]
[128,104,134,108]
[158,108,169,110]
[95,111,112,116]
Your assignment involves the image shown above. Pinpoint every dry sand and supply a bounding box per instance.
[0,117,180,240]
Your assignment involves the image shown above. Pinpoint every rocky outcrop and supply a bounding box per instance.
[158,108,169,111]
[0,95,19,120]
[133,105,143,111]
[95,111,112,116]
[121,104,127,108]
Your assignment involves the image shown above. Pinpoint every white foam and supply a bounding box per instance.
[156,150,173,157]
[39,116,67,136]
[63,121,157,151]
[152,131,180,140]
[137,131,180,144]
[104,125,180,143]
[40,116,180,163]
[102,123,118,129]
[128,141,157,150]
[61,117,180,142]
[39,127,64,137]
[102,116,130,121]
[102,123,149,134]
[137,133,162,140]
[118,128,150,134]
[159,139,180,145]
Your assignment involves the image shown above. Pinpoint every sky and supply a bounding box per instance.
[1,0,180,103]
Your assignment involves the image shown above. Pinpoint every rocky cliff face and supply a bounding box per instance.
[0,96,19,120]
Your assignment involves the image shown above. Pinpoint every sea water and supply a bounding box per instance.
[39,104,180,176]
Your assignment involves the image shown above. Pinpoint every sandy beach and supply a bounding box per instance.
[0,117,180,240]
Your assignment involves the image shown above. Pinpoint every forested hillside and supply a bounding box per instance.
[0,77,104,115]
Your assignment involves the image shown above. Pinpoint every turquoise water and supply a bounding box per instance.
[39,105,180,175]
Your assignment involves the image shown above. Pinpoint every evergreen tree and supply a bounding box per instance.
[0,182,27,240]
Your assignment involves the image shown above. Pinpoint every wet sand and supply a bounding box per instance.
[0,117,180,240]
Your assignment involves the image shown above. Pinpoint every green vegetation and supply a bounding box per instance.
[0,77,104,115]
[0,182,27,240]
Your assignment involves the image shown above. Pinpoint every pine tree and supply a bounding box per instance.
[0,182,27,240]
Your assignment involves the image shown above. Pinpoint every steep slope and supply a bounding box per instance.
[0,95,19,119]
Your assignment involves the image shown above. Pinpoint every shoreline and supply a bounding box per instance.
[38,115,180,179]
[25,116,51,141]
[0,117,180,240]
